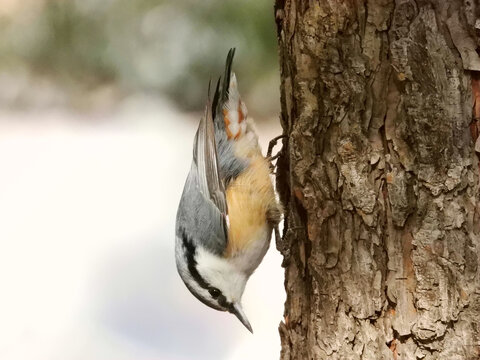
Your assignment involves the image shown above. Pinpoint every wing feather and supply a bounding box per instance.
[176,49,245,255]
[193,102,228,229]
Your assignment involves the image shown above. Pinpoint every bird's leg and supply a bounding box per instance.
[267,135,287,171]
[266,136,286,244]
[267,134,287,159]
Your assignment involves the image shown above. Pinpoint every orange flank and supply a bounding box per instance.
[224,155,277,257]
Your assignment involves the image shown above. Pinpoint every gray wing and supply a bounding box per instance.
[176,104,229,255]
[194,104,228,217]
[176,49,248,254]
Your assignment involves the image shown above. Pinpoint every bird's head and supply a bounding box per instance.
[175,234,252,333]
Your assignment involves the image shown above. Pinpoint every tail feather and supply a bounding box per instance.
[222,48,236,104]
[212,48,235,118]
[212,77,222,119]
[211,48,248,141]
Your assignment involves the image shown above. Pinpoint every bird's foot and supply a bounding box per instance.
[267,134,286,171]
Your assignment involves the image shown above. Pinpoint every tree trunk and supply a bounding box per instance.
[274,1,480,359]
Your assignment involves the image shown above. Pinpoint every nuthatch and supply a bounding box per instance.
[175,49,282,333]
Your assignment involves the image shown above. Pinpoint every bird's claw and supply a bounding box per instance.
[267,135,286,171]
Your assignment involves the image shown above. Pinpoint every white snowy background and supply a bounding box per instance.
[0,95,285,360]
[0,1,285,358]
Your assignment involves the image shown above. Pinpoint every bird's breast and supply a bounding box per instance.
[224,154,276,271]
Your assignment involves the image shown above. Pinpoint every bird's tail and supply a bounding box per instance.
[212,49,248,141]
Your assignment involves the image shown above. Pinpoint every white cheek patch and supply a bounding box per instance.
[196,247,247,303]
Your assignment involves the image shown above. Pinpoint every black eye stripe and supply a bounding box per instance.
[180,229,232,310]
[181,229,210,289]
[217,293,232,310]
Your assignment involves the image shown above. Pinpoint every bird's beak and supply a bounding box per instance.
[231,303,253,333]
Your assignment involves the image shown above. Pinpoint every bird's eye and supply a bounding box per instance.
[209,288,221,299]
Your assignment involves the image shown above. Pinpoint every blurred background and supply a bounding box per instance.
[0,1,285,359]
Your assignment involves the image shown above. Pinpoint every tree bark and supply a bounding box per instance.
[274,1,480,359]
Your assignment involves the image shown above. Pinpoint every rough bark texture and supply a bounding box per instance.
[275,1,480,359]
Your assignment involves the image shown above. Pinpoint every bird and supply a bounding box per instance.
[175,49,282,333]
